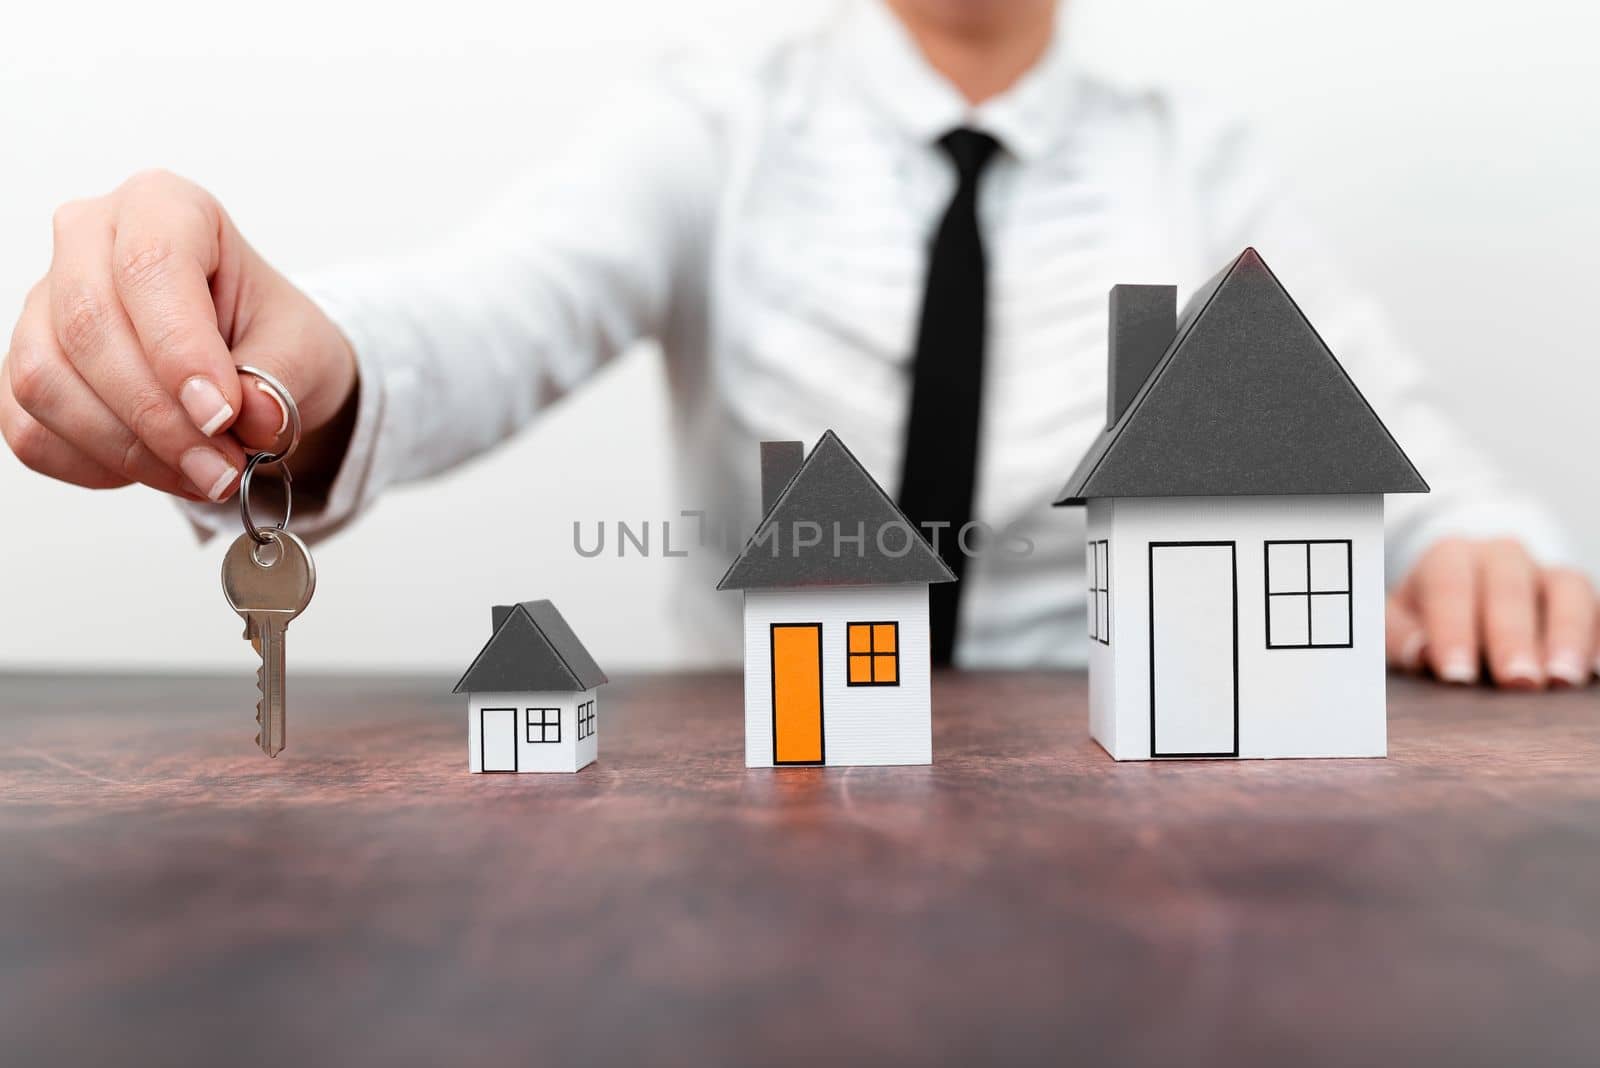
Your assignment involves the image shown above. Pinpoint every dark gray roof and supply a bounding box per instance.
[1056,248,1428,505]
[452,600,609,693]
[717,430,957,590]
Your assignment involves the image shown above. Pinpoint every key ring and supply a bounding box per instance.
[235,366,301,545]
[239,453,293,546]
[236,366,301,464]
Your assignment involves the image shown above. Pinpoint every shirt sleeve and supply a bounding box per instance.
[182,67,720,542]
[1177,103,1574,582]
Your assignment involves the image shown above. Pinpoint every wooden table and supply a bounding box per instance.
[2,672,1598,1066]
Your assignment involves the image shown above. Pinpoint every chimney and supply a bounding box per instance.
[1107,284,1177,428]
[760,441,805,514]
[491,604,515,632]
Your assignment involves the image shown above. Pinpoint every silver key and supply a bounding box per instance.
[221,529,316,757]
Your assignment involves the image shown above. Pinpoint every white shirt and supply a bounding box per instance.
[189,0,1565,667]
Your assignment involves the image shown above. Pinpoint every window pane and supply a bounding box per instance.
[874,624,897,653]
[1268,593,1310,646]
[849,654,872,684]
[1267,542,1309,593]
[848,624,871,653]
[1310,593,1351,645]
[874,654,898,684]
[1096,542,1109,587]
[1098,592,1109,640]
[1087,541,1096,588]
[528,708,560,742]
[1309,542,1350,593]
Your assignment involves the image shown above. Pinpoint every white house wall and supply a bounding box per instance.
[1096,495,1386,760]
[466,688,598,773]
[1086,498,1115,756]
[743,585,932,767]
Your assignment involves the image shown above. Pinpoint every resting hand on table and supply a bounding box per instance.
[1387,537,1597,689]
[0,170,357,502]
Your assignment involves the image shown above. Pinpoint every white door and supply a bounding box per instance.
[479,707,518,772]
[1149,542,1238,757]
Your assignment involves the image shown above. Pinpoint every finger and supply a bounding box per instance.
[1414,540,1481,684]
[0,362,128,489]
[232,371,295,452]
[224,276,355,453]
[11,282,199,495]
[227,313,310,453]
[1480,539,1543,689]
[1594,602,1600,683]
[1386,595,1427,672]
[1540,568,1596,687]
[107,173,243,437]
[48,205,245,500]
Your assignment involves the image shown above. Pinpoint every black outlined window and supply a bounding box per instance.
[576,699,596,741]
[847,622,899,685]
[1265,540,1352,649]
[526,707,561,743]
[1087,539,1110,645]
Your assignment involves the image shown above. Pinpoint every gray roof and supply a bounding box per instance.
[717,430,957,590]
[452,600,609,693]
[1056,248,1429,505]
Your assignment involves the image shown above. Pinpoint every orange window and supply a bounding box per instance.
[846,622,899,686]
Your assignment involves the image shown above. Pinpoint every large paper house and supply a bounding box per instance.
[717,431,956,767]
[1056,248,1428,760]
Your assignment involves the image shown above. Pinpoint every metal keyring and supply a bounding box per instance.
[235,366,301,545]
[235,365,301,465]
[239,450,294,545]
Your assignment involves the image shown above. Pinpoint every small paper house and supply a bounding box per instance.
[452,600,608,773]
[1056,248,1428,760]
[717,432,956,767]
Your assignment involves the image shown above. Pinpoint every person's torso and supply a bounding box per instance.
[659,6,1220,667]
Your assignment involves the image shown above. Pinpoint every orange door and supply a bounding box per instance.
[771,623,824,765]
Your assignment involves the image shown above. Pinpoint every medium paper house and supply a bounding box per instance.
[453,600,608,773]
[1056,248,1428,760]
[717,431,956,767]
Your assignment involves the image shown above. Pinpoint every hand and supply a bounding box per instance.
[1,170,357,501]
[1387,537,1597,689]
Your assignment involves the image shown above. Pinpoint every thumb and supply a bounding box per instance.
[1386,594,1427,672]
[225,279,357,454]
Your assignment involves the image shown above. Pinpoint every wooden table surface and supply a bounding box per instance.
[2,671,1598,1066]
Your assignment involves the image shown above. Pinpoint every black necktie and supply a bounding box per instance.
[898,128,1001,666]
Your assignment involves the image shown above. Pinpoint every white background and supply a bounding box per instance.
[2,0,1596,673]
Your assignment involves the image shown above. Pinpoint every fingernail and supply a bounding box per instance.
[179,377,234,437]
[1545,652,1587,687]
[1501,655,1543,687]
[1400,632,1426,671]
[179,447,237,502]
[1438,653,1478,684]
[256,379,289,436]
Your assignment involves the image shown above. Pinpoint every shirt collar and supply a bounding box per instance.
[834,0,1079,162]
